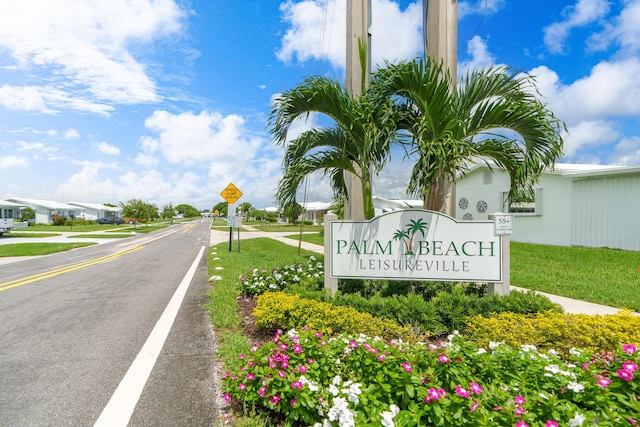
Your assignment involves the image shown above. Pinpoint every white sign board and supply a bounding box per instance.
[493,214,514,235]
[227,204,236,227]
[330,210,502,282]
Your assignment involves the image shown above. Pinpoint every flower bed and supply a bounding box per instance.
[222,329,639,426]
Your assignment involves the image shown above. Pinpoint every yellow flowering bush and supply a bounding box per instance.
[254,292,413,340]
[466,310,640,354]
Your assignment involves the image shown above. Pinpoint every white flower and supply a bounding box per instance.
[521,344,537,352]
[567,381,585,393]
[545,364,560,374]
[381,404,400,427]
[568,412,586,426]
[547,349,558,357]
[489,341,504,350]
[332,376,342,385]
[569,347,582,356]
[328,385,340,396]
[476,348,487,355]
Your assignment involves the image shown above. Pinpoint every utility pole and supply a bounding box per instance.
[424,0,458,217]
[344,0,371,220]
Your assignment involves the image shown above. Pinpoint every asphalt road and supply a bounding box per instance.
[0,219,220,426]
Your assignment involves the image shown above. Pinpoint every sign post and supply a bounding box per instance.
[220,183,243,252]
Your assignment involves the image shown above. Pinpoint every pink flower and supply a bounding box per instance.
[623,344,637,355]
[270,395,281,405]
[238,383,246,391]
[424,387,444,402]
[222,392,231,403]
[617,369,634,382]
[545,421,559,427]
[439,354,450,363]
[515,405,526,416]
[246,373,255,380]
[279,343,288,351]
[349,341,358,349]
[516,421,528,427]
[628,418,637,425]
[298,365,307,373]
[455,385,470,398]
[291,381,303,389]
[401,363,413,372]
[470,400,479,412]
[238,354,245,359]
[597,377,611,388]
[293,344,302,354]
[622,361,638,373]
[307,358,315,364]
[314,332,323,338]
[514,395,526,405]
[469,381,483,395]
[258,387,267,396]
[378,355,385,362]
[290,399,296,407]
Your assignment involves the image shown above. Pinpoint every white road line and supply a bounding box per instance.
[94,246,206,427]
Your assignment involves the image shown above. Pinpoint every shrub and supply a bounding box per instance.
[222,329,640,426]
[253,292,413,340]
[238,256,323,296]
[466,310,640,355]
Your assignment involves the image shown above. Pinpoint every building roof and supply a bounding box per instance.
[6,197,84,211]
[0,200,27,208]
[68,202,122,212]
[462,162,640,178]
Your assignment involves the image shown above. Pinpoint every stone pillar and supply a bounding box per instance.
[323,213,339,295]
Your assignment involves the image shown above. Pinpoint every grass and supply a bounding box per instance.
[250,223,323,233]
[66,234,133,239]
[1,232,60,238]
[204,238,319,371]
[283,232,324,246]
[511,242,640,311]
[0,242,96,256]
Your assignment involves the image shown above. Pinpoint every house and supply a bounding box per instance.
[68,202,122,221]
[373,196,423,216]
[0,200,26,221]
[455,163,640,251]
[5,197,85,225]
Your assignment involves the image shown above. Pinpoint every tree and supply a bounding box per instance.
[239,202,254,218]
[120,199,158,225]
[161,203,175,220]
[212,202,228,216]
[175,204,200,218]
[374,57,565,215]
[268,72,397,220]
[282,201,302,224]
[20,207,35,222]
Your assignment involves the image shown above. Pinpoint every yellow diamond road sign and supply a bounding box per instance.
[221,183,243,204]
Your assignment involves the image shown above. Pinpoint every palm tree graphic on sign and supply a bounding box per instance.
[393,218,428,255]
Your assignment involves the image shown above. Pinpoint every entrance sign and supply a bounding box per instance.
[330,210,502,282]
[221,183,243,204]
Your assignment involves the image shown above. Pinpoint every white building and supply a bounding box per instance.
[0,200,26,220]
[68,202,122,221]
[455,163,640,251]
[5,197,85,224]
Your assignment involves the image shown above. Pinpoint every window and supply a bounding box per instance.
[502,188,541,215]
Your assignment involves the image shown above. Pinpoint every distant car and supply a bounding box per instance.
[96,217,125,225]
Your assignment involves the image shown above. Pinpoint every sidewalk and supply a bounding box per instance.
[211,227,633,316]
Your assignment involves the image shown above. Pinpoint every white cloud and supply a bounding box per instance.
[562,120,620,158]
[0,0,186,114]
[543,0,610,54]
[96,142,121,156]
[64,128,80,139]
[277,0,422,70]
[458,0,506,20]
[588,0,640,53]
[458,35,498,74]
[608,136,640,166]
[530,59,640,123]
[0,155,29,168]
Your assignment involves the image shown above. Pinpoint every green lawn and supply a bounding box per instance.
[510,242,640,311]
[0,242,96,256]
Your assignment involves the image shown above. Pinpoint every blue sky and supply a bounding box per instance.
[1,0,639,210]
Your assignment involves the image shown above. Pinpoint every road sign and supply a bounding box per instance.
[221,183,243,204]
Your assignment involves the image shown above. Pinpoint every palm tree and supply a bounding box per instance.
[373,57,565,215]
[268,75,397,220]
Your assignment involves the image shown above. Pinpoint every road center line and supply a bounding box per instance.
[94,246,206,427]
[0,246,144,292]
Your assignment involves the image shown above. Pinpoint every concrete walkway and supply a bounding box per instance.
[211,227,634,316]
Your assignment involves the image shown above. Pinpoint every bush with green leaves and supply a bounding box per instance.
[222,329,639,426]
[238,256,324,296]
